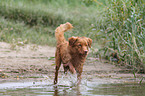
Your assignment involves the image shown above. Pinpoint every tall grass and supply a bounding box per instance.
[95,0,145,72]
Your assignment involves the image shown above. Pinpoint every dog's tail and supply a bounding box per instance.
[55,22,73,44]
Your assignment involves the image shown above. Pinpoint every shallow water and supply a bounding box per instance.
[0,77,145,96]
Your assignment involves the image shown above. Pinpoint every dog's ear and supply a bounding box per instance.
[68,36,78,46]
[87,38,92,48]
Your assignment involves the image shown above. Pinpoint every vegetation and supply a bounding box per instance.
[0,0,144,72]
[0,0,100,43]
[95,0,145,73]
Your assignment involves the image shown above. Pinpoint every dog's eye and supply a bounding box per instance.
[78,44,82,47]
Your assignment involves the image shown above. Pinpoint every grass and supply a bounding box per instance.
[0,17,56,46]
[95,0,145,73]
[0,0,145,73]
[0,0,102,41]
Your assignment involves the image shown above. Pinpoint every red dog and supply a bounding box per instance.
[54,22,92,85]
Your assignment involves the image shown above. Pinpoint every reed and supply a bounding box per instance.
[95,0,145,72]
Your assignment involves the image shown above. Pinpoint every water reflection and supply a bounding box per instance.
[53,85,82,96]
[53,86,58,96]
[0,81,145,96]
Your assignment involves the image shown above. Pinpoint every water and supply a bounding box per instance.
[0,78,145,96]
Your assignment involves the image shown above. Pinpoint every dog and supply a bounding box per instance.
[54,22,92,85]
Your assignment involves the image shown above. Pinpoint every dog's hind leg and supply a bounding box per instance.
[54,51,61,84]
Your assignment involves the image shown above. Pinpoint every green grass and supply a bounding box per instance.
[0,0,103,40]
[0,0,145,72]
[95,0,145,73]
[0,17,56,46]
[0,0,105,48]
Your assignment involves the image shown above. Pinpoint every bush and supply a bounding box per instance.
[96,0,145,72]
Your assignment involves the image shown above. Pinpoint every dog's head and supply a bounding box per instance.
[68,36,92,55]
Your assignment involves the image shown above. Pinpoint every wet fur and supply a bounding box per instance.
[54,22,92,85]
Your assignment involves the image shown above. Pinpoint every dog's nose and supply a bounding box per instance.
[84,50,88,54]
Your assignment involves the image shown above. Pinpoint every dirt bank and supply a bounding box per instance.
[0,42,144,83]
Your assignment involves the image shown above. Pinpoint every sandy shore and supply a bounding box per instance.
[0,42,144,83]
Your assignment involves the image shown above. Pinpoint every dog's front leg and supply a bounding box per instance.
[63,62,76,74]
[77,73,82,85]
[68,62,76,74]
[76,67,83,85]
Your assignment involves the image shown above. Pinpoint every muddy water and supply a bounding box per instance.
[0,75,145,96]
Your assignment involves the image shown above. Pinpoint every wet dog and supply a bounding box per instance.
[54,22,92,85]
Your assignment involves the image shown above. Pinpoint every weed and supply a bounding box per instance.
[95,0,145,72]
